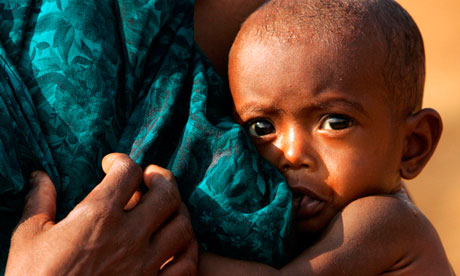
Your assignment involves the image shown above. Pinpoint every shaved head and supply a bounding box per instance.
[232,0,425,116]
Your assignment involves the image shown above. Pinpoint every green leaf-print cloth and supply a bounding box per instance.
[0,0,292,271]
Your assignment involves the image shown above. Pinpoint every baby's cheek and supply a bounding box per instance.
[323,153,371,198]
[255,143,281,168]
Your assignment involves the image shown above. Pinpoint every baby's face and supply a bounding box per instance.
[229,38,405,238]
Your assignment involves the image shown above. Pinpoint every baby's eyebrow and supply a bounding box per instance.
[316,98,370,117]
[237,105,284,115]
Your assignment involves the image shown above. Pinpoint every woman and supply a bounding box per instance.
[3,0,286,275]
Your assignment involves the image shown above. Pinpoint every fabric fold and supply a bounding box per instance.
[0,0,292,270]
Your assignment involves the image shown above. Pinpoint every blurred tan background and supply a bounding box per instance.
[398,0,460,271]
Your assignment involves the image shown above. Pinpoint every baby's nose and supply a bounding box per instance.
[277,126,315,171]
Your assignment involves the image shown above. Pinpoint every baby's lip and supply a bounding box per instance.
[293,194,326,219]
[291,186,328,219]
[290,184,328,202]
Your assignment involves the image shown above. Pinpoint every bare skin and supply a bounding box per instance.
[198,12,452,275]
[6,153,198,276]
[194,0,266,78]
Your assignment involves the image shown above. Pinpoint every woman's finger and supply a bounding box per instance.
[89,153,142,207]
[144,204,194,271]
[19,171,57,232]
[158,238,198,276]
[132,165,181,234]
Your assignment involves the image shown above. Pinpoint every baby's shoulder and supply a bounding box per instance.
[342,191,422,229]
[340,192,438,253]
[335,193,453,274]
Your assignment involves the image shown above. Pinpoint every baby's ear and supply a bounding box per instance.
[400,108,442,179]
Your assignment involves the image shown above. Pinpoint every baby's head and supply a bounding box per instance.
[229,0,442,239]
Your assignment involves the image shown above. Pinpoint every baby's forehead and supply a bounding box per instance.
[231,4,395,104]
[233,39,389,99]
[234,27,387,88]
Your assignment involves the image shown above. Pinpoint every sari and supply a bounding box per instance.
[0,0,291,271]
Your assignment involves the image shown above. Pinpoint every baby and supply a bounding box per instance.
[199,0,453,274]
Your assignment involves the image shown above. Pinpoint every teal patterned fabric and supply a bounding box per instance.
[0,0,292,271]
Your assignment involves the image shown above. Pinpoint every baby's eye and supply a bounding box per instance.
[320,114,353,130]
[247,119,275,137]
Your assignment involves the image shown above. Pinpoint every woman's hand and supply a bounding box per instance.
[6,153,197,276]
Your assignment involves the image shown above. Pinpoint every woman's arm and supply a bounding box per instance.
[194,0,266,78]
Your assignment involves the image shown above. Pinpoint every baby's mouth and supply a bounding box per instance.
[292,193,326,219]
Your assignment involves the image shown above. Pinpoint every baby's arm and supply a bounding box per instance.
[199,195,453,275]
